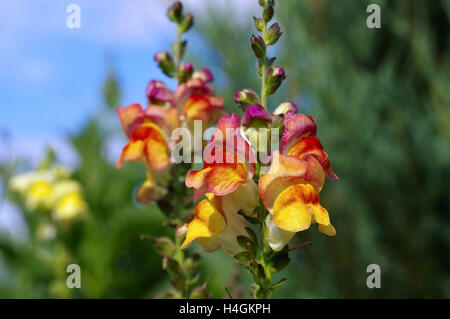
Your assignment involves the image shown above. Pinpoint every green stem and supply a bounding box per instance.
[174,26,182,83]
[260,22,268,108]
[260,64,267,108]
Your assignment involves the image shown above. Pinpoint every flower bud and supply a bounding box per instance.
[264,66,286,96]
[167,1,183,22]
[179,12,194,33]
[253,16,264,32]
[241,104,272,153]
[272,101,298,116]
[154,51,175,77]
[153,236,177,257]
[234,88,260,110]
[272,101,298,127]
[178,62,193,82]
[258,0,274,7]
[192,68,214,82]
[265,23,282,45]
[146,80,172,104]
[250,35,266,60]
[263,4,274,23]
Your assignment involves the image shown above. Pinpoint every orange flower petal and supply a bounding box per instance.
[258,151,324,212]
[117,103,144,138]
[116,140,145,169]
[117,121,170,171]
[205,161,248,196]
[185,167,212,189]
[288,136,338,180]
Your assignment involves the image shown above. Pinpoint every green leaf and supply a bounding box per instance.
[268,252,290,272]
[237,210,260,224]
[237,235,253,250]
[270,278,287,291]
[245,227,258,248]
[233,251,252,264]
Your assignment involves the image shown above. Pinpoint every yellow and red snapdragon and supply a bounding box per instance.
[259,110,338,251]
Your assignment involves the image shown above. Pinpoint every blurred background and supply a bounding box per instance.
[0,0,449,298]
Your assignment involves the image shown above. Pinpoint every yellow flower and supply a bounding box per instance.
[181,193,248,256]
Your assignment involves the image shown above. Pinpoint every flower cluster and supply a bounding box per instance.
[9,164,87,221]
[181,106,338,254]
[176,0,339,298]
[116,69,226,204]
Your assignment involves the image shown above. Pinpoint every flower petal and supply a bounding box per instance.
[205,160,248,196]
[173,78,215,111]
[272,183,330,233]
[241,104,272,127]
[117,122,170,171]
[136,172,167,204]
[181,198,226,249]
[116,140,145,169]
[288,136,338,180]
[318,223,336,236]
[117,103,144,138]
[280,112,317,154]
[185,167,212,189]
[258,151,324,212]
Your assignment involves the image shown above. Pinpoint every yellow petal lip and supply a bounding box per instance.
[272,183,331,233]
[272,184,313,232]
[319,223,336,236]
[181,198,226,249]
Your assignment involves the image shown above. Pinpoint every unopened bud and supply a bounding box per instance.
[234,89,260,110]
[253,17,264,32]
[154,51,175,77]
[263,4,274,23]
[178,62,193,82]
[192,68,214,82]
[258,0,274,7]
[264,66,286,95]
[265,23,282,45]
[241,104,272,153]
[179,13,194,33]
[273,101,298,116]
[250,35,266,60]
[167,2,183,23]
